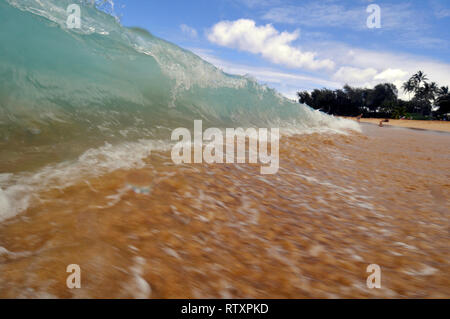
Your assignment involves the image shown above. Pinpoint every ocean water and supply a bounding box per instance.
[1,1,448,298]
[0,0,358,221]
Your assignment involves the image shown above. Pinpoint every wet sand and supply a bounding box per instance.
[349,118,450,133]
[0,125,449,298]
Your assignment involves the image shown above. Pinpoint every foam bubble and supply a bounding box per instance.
[0,188,11,218]
[0,139,171,222]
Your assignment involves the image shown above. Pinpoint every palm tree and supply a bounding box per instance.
[429,82,438,102]
[413,71,428,89]
[403,71,428,101]
[415,82,438,116]
[297,91,311,105]
[438,86,449,97]
[417,82,436,101]
[410,71,433,105]
[402,79,415,100]
[436,86,450,114]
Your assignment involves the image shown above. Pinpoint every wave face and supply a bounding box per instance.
[0,0,359,220]
[0,0,357,153]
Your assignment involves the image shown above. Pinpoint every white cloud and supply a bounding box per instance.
[261,2,449,52]
[235,0,281,8]
[180,24,198,38]
[322,44,450,99]
[333,66,378,84]
[262,2,425,32]
[207,19,335,71]
[332,46,450,86]
[263,4,363,28]
[331,66,412,98]
[192,43,450,100]
[401,36,449,49]
[374,68,408,82]
[431,0,450,18]
[191,48,340,99]
[435,9,450,18]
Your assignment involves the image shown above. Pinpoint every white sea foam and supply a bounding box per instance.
[7,0,119,35]
[123,256,152,299]
[0,139,171,223]
[0,188,11,218]
[1,0,362,224]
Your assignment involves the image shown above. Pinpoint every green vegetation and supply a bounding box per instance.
[297,71,450,120]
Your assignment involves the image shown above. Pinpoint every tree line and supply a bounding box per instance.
[297,71,450,120]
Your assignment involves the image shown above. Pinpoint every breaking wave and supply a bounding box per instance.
[0,0,359,221]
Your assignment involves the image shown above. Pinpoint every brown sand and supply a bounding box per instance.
[348,117,450,132]
[0,125,449,298]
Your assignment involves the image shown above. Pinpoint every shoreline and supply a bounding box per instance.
[343,117,450,133]
[1,127,449,298]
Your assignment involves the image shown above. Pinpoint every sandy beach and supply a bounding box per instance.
[1,0,449,302]
[1,125,449,298]
[345,118,450,133]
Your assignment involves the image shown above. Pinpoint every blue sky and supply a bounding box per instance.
[112,0,449,99]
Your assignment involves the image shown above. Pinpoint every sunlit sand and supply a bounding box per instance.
[348,118,450,133]
[1,125,448,298]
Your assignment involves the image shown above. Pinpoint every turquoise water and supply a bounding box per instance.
[0,0,356,156]
[0,0,358,220]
